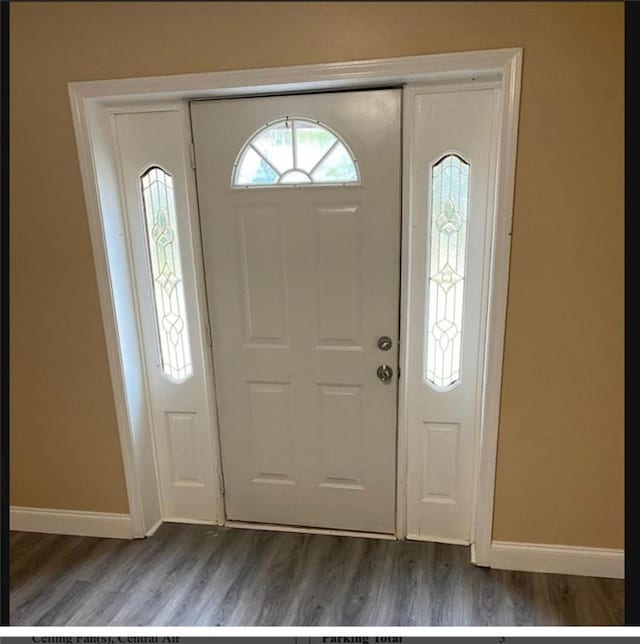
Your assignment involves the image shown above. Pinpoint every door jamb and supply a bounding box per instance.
[68,48,522,564]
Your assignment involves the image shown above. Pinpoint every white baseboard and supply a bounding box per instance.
[489,540,624,579]
[10,506,133,539]
[144,517,164,537]
[163,517,218,526]
[9,506,624,579]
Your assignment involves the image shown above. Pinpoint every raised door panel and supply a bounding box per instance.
[166,412,203,487]
[316,384,365,490]
[237,206,289,347]
[313,205,362,349]
[248,381,296,486]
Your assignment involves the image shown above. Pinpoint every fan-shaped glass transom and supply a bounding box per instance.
[233,118,360,187]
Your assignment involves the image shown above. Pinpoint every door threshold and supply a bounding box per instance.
[224,520,397,540]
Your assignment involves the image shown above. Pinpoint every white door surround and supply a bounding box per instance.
[67,48,523,567]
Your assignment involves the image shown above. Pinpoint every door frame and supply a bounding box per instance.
[68,48,522,566]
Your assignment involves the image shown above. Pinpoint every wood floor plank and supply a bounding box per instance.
[10,533,67,592]
[241,531,308,626]
[166,527,254,626]
[11,574,82,626]
[295,535,359,626]
[279,533,338,625]
[154,526,237,626]
[11,535,94,608]
[192,528,279,626]
[9,524,624,626]
[335,537,387,626]
[65,590,136,627]
[33,580,95,627]
[376,540,423,626]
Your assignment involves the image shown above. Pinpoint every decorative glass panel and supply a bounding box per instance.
[424,154,470,390]
[233,117,360,187]
[141,167,193,383]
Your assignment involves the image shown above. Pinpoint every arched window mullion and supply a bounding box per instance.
[307,139,339,177]
[249,143,281,179]
[291,119,298,170]
[278,169,312,184]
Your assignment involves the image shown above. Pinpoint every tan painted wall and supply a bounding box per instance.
[10,2,623,548]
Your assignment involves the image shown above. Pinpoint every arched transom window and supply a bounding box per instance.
[233,117,360,187]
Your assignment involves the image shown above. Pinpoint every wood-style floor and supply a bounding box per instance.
[10,523,624,626]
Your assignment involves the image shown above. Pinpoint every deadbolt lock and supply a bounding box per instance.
[376,364,394,384]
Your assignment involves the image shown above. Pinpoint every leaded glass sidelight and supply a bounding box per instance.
[141,167,193,383]
[424,154,470,390]
[233,117,360,187]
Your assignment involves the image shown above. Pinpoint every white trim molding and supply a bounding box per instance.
[468,48,523,564]
[488,540,624,579]
[144,517,164,537]
[10,506,133,540]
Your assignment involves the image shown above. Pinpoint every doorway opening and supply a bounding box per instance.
[68,49,522,567]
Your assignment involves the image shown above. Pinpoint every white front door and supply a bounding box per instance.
[191,90,401,533]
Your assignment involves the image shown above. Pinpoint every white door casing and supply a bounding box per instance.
[404,86,499,543]
[191,90,402,533]
[68,50,522,559]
